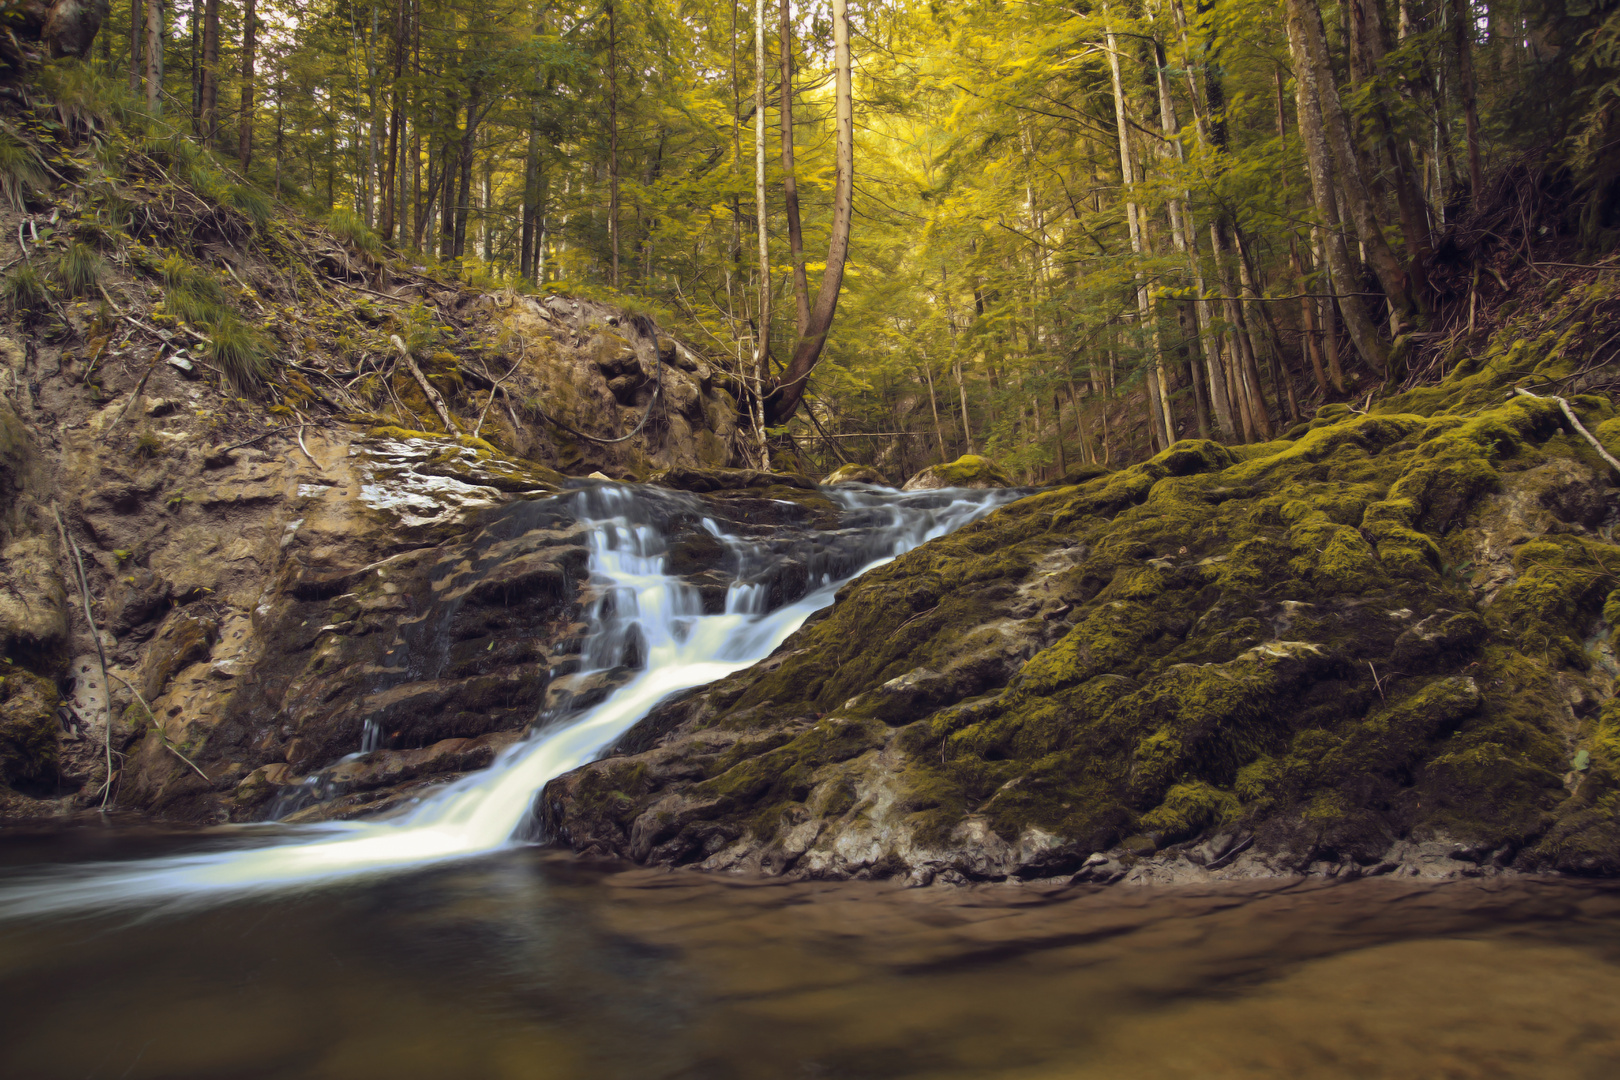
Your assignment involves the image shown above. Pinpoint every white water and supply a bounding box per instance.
[0,483,1016,920]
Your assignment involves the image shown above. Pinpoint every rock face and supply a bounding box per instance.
[478,294,743,476]
[541,337,1620,883]
[901,454,1014,492]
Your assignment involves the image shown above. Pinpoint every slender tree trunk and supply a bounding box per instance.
[144,0,163,115]
[607,1,620,288]
[1450,0,1484,202]
[751,0,773,469]
[1104,5,1173,450]
[1285,0,1391,373]
[380,0,405,243]
[453,91,479,262]
[1291,0,1413,321]
[780,0,810,338]
[765,0,853,425]
[201,0,218,142]
[238,0,257,170]
[129,0,143,96]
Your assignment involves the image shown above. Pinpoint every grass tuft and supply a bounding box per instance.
[227,184,273,233]
[206,318,272,387]
[133,428,164,459]
[56,241,105,297]
[159,254,272,388]
[2,263,49,314]
[327,207,383,256]
[0,129,46,211]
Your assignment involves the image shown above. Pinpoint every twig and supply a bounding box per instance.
[52,505,116,810]
[295,421,322,471]
[473,337,527,438]
[390,334,462,434]
[1368,661,1384,701]
[104,672,209,781]
[111,345,169,431]
[1512,387,1620,473]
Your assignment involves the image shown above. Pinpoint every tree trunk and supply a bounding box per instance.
[1450,0,1484,203]
[453,90,479,262]
[1291,0,1413,321]
[780,0,810,338]
[1104,4,1173,450]
[607,0,620,288]
[237,0,256,170]
[143,0,162,114]
[764,0,852,426]
[751,0,773,469]
[201,0,218,142]
[1284,0,1391,374]
[130,0,143,97]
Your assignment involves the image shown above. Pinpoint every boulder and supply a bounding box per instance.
[821,464,889,487]
[901,454,1014,491]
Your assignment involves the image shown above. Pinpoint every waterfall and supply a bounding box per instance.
[0,482,1017,919]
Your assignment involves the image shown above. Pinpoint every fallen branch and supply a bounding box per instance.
[51,504,116,810]
[103,672,209,782]
[390,334,461,434]
[1513,387,1620,473]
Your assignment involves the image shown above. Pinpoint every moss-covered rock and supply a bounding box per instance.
[0,669,59,790]
[542,288,1620,881]
[821,464,890,486]
[901,455,1014,491]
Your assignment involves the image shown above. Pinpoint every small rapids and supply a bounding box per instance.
[0,482,1017,920]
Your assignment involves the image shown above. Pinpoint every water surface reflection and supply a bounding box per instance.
[3,841,1618,1079]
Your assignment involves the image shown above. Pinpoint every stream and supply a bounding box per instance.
[2,483,1619,1078]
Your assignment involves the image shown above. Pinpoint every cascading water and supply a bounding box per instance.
[0,482,1017,920]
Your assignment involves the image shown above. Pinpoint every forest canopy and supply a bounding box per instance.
[55,0,1620,479]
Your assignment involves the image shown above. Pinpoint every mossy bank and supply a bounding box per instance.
[542,279,1620,884]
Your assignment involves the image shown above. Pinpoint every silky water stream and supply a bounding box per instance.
[3,483,1620,1079]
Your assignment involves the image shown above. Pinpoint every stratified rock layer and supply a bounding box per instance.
[543,290,1620,883]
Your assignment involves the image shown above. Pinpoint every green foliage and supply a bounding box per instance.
[2,263,48,314]
[158,254,272,388]
[55,242,104,298]
[327,208,382,256]
[227,185,274,233]
[133,429,163,459]
[206,317,273,388]
[0,129,45,211]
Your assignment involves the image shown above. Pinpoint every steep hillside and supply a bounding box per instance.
[0,66,753,818]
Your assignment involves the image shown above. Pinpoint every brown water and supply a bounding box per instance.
[2,835,1619,1079]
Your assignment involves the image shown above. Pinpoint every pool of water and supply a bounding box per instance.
[4,832,1618,1080]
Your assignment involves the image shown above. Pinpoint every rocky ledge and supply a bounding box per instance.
[541,287,1620,884]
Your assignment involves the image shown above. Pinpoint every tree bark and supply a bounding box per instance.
[751,0,772,469]
[129,0,143,96]
[1284,0,1391,373]
[201,0,218,142]
[1450,0,1484,203]
[143,0,162,115]
[607,0,620,288]
[1292,0,1413,320]
[764,0,852,426]
[1104,5,1174,450]
[780,0,810,338]
[237,0,256,170]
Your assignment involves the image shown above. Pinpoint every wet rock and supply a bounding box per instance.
[822,464,889,487]
[901,454,1014,491]
[140,613,218,702]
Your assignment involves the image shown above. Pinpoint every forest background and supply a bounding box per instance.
[72,0,1620,481]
